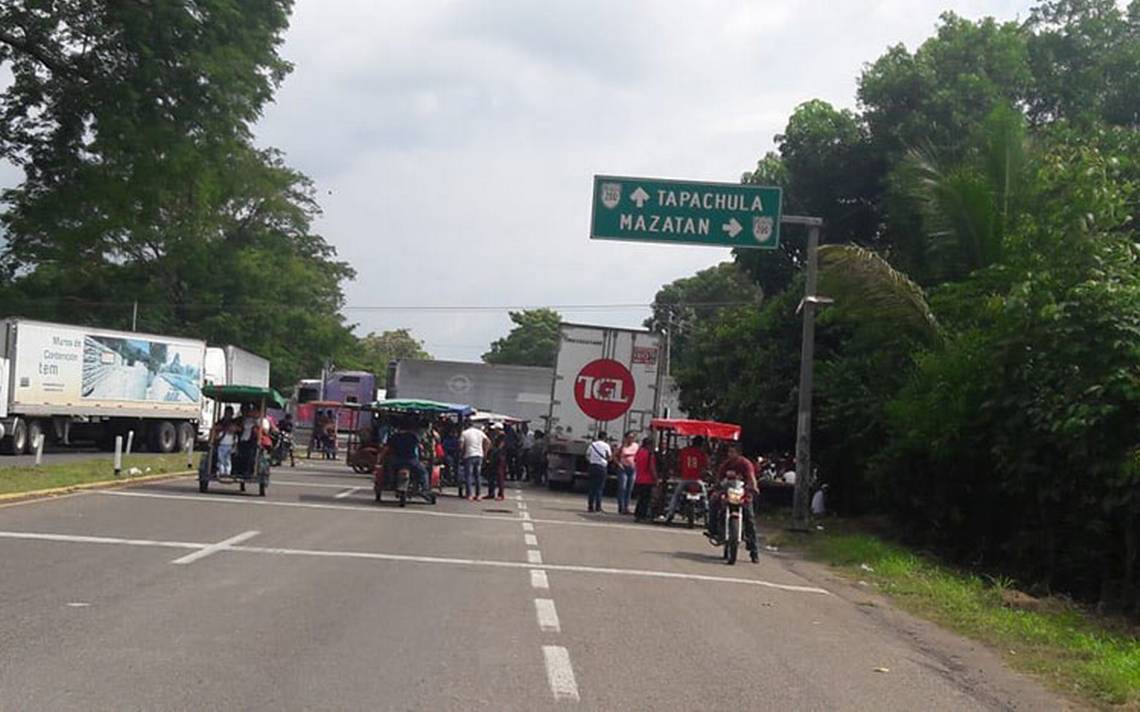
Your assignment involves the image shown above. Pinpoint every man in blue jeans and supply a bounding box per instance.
[586,431,612,513]
[460,421,490,501]
[386,421,431,501]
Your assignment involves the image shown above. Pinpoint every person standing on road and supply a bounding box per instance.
[521,422,534,482]
[460,421,491,501]
[616,431,639,515]
[211,406,237,477]
[486,434,508,500]
[504,424,522,481]
[632,436,657,521]
[586,431,612,513]
[530,430,548,486]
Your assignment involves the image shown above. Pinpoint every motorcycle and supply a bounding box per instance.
[270,431,295,467]
[374,462,437,508]
[721,476,747,565]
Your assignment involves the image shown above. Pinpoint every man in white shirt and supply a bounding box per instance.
[459,422,491,501]
[586,432,612,513]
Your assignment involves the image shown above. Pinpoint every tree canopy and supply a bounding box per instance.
[483,309,562,368]
[354,329,432,386]
[662,0,1140,610]
[0,0,359,388]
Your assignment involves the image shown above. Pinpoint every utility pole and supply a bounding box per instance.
[788,218,824,531]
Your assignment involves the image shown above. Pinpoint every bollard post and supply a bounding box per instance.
[114,436,123,476]
[185,437,194,470]
[33,434,44,467]
[125,430,134,456]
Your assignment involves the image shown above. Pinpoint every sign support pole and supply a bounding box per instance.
[785,216,823,531]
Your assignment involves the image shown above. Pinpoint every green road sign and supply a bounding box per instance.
[590,175,782,249]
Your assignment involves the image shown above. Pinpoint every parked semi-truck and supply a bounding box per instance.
[0,318,206,455]
[198,345,271,441]
[387,359,553,424]
[546,323,663,488]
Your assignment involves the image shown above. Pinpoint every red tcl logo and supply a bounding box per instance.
[574,359,635,422]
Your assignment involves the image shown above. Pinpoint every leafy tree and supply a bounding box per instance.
[355,329,432,386]
[483,309,561,367]
[0,1,358,388]
[1025,0,1140,127]
[645,262,761,374]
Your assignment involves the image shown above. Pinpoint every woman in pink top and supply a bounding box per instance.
[632,436,657,521]
[616,431,640,515]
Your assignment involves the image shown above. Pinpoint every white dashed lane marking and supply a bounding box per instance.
[522,522,534,532]
[527,549,543,565]
[333,487,360,499]
[534,598,561,633]
[542,646,580,702]
[530,570,549,589]
[524,533,538,547]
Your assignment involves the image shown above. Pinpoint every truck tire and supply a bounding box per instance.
[151,421,177,453]
[26,420,45,455]
[9,421,27,455]
[176,422,196,454]
[5,420,28,456]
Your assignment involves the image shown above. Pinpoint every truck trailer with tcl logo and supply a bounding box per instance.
[545,323,663,488]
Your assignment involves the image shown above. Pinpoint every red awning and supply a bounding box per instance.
[649,418,741,440]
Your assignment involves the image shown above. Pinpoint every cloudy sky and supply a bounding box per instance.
[4,0,1035,361]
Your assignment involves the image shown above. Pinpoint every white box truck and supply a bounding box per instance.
[546,323,662,488]
[198,345,272,441]
[0,318,206,454]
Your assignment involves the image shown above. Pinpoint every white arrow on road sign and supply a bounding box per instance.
[722,218,742,238]
[630,187,650,208]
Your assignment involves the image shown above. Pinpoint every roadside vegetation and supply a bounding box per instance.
[770,521,1140,707]
[653,0,1140,616]
[0,454,192,497]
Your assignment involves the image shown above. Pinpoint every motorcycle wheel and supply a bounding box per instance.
[259,482,267,497]
[240,482,246,492]
[374,488,382,503]
[686,505,695,530]
[726,517,740,565]
[398,491,407,508]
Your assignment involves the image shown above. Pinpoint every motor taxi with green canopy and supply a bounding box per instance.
[198,384,285,496]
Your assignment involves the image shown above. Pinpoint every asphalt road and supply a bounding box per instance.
[0,460,1066,711]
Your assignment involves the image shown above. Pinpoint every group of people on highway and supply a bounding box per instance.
[585,430,762,563]
[449,421,548,501]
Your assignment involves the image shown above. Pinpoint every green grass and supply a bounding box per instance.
[769,521,1140,708]
[0,453,193,496]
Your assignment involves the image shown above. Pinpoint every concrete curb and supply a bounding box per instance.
[0,470,195,504]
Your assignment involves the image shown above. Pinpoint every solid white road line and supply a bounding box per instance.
[534,598,561,632]
[530,570,549,589]
[522,522,535,532]
[100,490,519,525]
[0,529,831,594]
[524,533,538,547]
[0,530,201,550]
[542,646,580,702]
[171,530,260,565]
[527,550,543,564]
[272,480,368,490]
[333,487,360,499]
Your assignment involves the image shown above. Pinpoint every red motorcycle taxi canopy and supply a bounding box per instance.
[649,418,742,441]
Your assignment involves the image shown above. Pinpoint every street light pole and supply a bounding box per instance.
[782,216,823,531]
